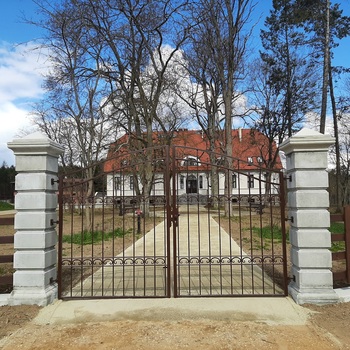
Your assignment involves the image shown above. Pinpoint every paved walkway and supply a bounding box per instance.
[65,210,282,298]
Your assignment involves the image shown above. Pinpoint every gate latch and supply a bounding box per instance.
[171,207,180,227]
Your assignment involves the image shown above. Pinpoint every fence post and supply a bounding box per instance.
[280,128,339,304]
[344,206,350,284]
[7,132,64,306]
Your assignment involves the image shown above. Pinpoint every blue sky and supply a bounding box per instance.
[0,0,47,165]
[0,0,349,166]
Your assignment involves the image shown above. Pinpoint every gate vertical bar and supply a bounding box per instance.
[171,146,178,297]
[164,145,172,297]
[279,172,288,296]
[57,176,64,299]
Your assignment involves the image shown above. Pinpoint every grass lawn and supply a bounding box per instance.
[0,202,14,211]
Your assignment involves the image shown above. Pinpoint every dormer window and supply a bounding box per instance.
[182,156,200,167]
[216,157,226,166]
[247,157,253,165]
[257,156,263,164]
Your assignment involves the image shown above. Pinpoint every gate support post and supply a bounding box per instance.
[7,132,64,306]
[280,128,339,304]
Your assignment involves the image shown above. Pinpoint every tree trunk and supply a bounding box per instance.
[209,152,219,209]
[320,0,330,134]
[329,64,341,211]
[84,174,94,233]
[224,95,233,217]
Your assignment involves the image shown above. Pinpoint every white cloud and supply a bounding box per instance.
[304,111,334,136]
[0,41,47,165]
[0,102,35,165]
[0,41,48,103]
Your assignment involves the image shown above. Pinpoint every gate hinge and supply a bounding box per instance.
[50,219,59,226]
[51,178,59,185]
[50,277,58,284]
[284,175,292,182]
[285,216,294,224]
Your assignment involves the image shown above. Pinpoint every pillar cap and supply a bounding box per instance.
[7,132,64,157]
[280,128,334,155]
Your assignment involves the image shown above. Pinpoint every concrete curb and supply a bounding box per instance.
[34,297,311,326]
[335,287,350,302]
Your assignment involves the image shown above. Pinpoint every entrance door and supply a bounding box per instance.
[186,175,197,194]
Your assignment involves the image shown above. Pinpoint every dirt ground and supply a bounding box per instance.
[1,210,350,349]
[0,301,349,349]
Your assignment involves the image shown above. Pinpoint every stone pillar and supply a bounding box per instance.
[7,132,64,306]
[280,128,339,304]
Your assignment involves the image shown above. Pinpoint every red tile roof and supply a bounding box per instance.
[103,129,282,173]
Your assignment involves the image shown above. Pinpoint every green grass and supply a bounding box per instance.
[0,201,14,211]
[330,221,344,234]
[331,241,345,253]
[62,228,132,245]
[330,222,346,252]
[250,225,288,242]
[242,225,289,251]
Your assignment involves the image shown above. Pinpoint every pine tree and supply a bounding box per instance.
[256,0,318,138]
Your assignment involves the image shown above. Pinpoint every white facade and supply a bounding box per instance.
[105,170,280,202]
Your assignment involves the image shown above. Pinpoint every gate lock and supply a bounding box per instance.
[171,207,180,227]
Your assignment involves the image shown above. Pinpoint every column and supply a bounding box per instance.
[280,128,339,304]
[7,132,64,306]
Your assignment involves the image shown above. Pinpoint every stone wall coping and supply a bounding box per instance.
[280,128,334,154]
[7,131,64,157]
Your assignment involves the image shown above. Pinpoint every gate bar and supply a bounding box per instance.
[279,172,289,296]
[164,145,172,298]
[57,176,64,298]
[171,146,179,297]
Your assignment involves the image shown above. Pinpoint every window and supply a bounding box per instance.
[257,156,263,164]
[232,173,237,189]
[115,176,121,191]
[180,175,185,189]
[129,175,134,190]
[199,175,203,189]
[247,157,253,165]
[247,175,254,188]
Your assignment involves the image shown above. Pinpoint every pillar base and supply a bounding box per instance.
[9,283,58,307]
[289,283,339,305]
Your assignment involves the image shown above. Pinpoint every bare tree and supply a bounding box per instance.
[88,0,192,215]
[32,0,193,216]
[183,0,255,214]
[31,1,120,228]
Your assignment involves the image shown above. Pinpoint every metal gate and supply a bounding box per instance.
[58,146,288,299]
